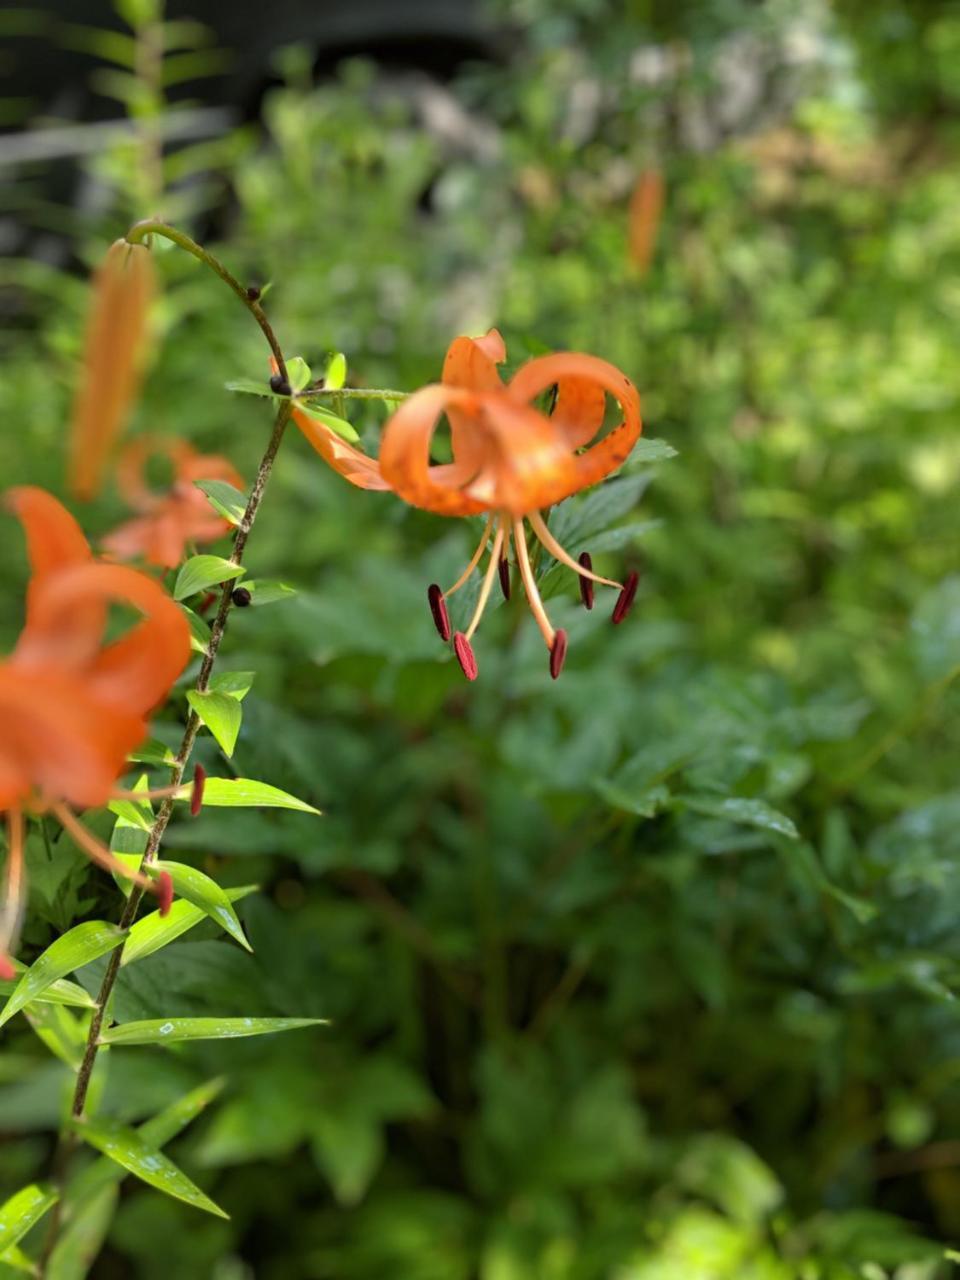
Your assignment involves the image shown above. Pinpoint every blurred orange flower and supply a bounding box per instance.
[288,330,642,680]
[69,239,154,501]
[628,170,664,275]
[0,488,190,973]
[103,437,244,568]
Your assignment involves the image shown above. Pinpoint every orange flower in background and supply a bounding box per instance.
[103,437,244,568]
[0,488,191,974]
[288,330,642,680]
[628,169,664,276]
[69,239,154,501]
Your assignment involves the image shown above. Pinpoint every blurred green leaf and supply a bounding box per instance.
[71,1118,228,1219]
[243,580,297,606]
[153,861,252,951]
[121,885,258,967]
[100,1016,324,1046]
[175,777,320,814]
[0,1182,58,1254]
[174,556,245,601]
[0,924,126,1029]
[187,691,243,758]
[194,479,247,527]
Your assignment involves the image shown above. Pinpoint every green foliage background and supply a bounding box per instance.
[3,0,960,1275]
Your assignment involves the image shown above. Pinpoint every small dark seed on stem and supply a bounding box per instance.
[427,583,451,641]
[577,552,594,609]
[612,570,639,624]
[246,284,261,301]
[231,586,252,607]
[453,632,478,681]
[269,373,292,396]
[550,629,568,679]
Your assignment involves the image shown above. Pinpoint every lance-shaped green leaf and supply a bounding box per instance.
[224,377,276,398]
[175,777,320,814]
[322,351,347,390]
[187,691,242,757]
[294,399,359,442]
[242,579,296,607]
[127,738,176,767]
[194,478,247,527]
[0,1182,58,1254]
[46,1184,117,1280]
[101,1016,325,1046]
[71,1118,228,1219]
[208,671,255,700]
[174,555,245,602]
[152,861,252,951]
[122,885,258,966]
[25,1002,87,1070]
[68,1078,227,1209]
[0,1241,37,1274]
[0,960,95,1011]
[629,437,677,464]
[180,604,211,655]
[0,923,126,1029]
[681,795,800,841]
[285,355,312,393]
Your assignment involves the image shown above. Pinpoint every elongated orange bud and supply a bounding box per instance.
[628,170,664,276]
[69,239,155,500]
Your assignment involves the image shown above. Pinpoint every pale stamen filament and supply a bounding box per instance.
[52,802,159,896]
[444,513,495,599]
[0,809,26,962]
[512,516,556,649]
[112,783,184,802]
[464,520,505,642]
[527,510,621,590]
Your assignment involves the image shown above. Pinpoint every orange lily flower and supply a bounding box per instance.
[0,487,192,975]
[103,437,244,568]
[287,330,642,679]
[69,239,154,502]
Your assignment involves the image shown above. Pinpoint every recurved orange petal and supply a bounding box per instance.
[443,329,508,478]
[507,352,642,500]
[289,402,390,491]
[6,486,103,653]
[379,384,493,516]
[0,665,146,810]
[18,562,190,714]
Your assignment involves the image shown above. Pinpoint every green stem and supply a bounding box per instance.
[299,387,409,403]
[125,219,288,383]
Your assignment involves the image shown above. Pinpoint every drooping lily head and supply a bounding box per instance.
[103,436,244,568]
[0,487,192,970]
[288,330,643,679]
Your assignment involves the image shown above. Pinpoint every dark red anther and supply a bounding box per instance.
[453,632,478,681]
[549,629,568,679]
[498,555,511,600]
[577,552,594,609]
[198,591,217,616]
[156,871,174,917]
[190,763,206,817]
[612,570,639,624]
[427,583,451,641]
